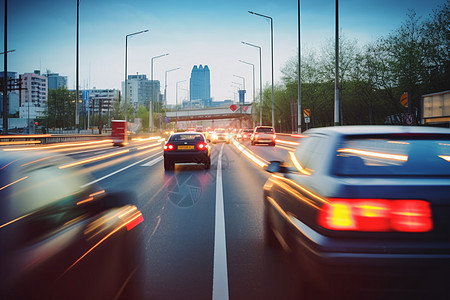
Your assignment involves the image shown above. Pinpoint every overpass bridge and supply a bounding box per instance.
[165,105,253,123]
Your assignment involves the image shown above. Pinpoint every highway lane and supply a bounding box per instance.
[66,138,298,299]
[3,137,299,299]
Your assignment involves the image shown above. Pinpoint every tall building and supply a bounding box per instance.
[0,71,20,115]
[19,71,48,119]
[121,74,161,109]
[190,65,211,107]
[46,73,68,90]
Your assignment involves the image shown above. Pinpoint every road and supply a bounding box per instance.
[8,136,303,299]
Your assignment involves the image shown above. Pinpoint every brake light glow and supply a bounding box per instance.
[197,142,209,150]
[164,143,175,151]
[318,199,432,232]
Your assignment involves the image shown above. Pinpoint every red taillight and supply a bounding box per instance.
[125,212,144,231]
[164,143,175,151]
[318,199,432,232]
[197,142,209,150]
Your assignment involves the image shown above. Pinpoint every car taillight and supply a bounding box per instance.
[318,199,433,232]
[197,142,209,150]
[164,143,175,151]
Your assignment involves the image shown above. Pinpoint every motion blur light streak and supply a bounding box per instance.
[0,176,28,191]
[0,212,33,229]
[232,139,268,168]
[438,155,450,162]
[276,139,300,146]
[289,152,311,175]
[2,139,113,152]
[0,141,42,145]
[21,156,52,167]
[337,148,408,162]
[59,149,130,169]
[136,143,161,150]
[76,197,94,205]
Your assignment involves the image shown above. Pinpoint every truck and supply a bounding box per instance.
[111,120,128,146]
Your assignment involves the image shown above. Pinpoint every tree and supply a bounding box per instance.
[45,87,76,130]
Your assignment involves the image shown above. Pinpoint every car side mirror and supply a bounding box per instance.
[207,139,211,143]
[265,161,288,173]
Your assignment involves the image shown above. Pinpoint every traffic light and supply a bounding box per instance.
[35,122,38,126]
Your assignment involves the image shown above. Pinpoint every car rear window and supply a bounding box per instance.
[170,134,204,141]
[256,127,274,133]
[334,135,450,176]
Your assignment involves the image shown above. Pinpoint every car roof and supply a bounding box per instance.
[304,125,450,136]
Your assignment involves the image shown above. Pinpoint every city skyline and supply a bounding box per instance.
[1,0,445,105]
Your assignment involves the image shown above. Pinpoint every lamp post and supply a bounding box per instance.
[150,53,168,132]
[232,74,245,91]
[238,60,255,104]
[176,80,187,130]
[248,11,274,128]
[242,41,262,126]
[164,68,180,109]
[124,29,148,124]
[162,68,179,131]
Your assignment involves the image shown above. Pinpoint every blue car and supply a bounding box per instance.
[264,125,450,299]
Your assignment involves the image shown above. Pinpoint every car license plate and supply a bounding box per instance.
[177,145,194,150]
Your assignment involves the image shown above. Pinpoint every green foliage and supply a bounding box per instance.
[45,87,76,129]
[275,1,449,131]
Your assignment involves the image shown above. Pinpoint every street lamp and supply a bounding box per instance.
[124,29,148,124]
[176,80,187,129]
[150,53,168,132]
[238,60,255,105]
[242,41,262,126]
[165,68,180,109]
[232,74,245,90]
[249,11,274,128]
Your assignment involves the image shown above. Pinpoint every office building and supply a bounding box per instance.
[121,74,161,109]
[190,65,211,107]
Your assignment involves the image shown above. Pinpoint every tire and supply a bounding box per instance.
[204,158,211,170]
[164,160,174,171]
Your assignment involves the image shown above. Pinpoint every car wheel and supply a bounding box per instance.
[164,160,174,171]
[204,158,211,170]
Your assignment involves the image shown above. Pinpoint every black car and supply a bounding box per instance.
[0,151,144,300]
[264,125,450,299]
[164,132,211,170]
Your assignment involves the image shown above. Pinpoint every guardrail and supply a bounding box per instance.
[0,134,113,146]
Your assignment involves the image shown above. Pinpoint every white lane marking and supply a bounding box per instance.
[81,152,161,188]
[213,143,229,300]
[141,156,163,166]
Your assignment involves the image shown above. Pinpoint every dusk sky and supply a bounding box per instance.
[0,0,445,105]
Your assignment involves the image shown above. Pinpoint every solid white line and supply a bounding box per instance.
[141,156,163,166]
[212,144,229,300]
[80,152,161,188]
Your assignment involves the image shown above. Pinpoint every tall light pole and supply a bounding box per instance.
[2,0,8,133]
[249,11,274,128]
[176,80,187,130]
[334,0,340,126]
[232,74,245,91]
[165,68,180,109]
[124,29,148,124]
[150,53,168,132]
[163,68,179,131]
[76,0,79,132]
[238,60,255,103]
[242,41,262,125]
[298,0,302,133]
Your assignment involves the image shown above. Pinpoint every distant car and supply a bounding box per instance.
[237,128,254,141]
[164,132,211,170]
[264,125,450,298]
[251,126,276,146]
[0,151,144,299]
[211,128,230,144]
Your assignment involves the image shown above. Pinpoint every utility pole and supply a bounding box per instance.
[3,0,8,133]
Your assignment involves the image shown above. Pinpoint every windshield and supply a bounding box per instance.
[335,136,450,176]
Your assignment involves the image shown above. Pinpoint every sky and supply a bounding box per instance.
[0,0,446,105]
